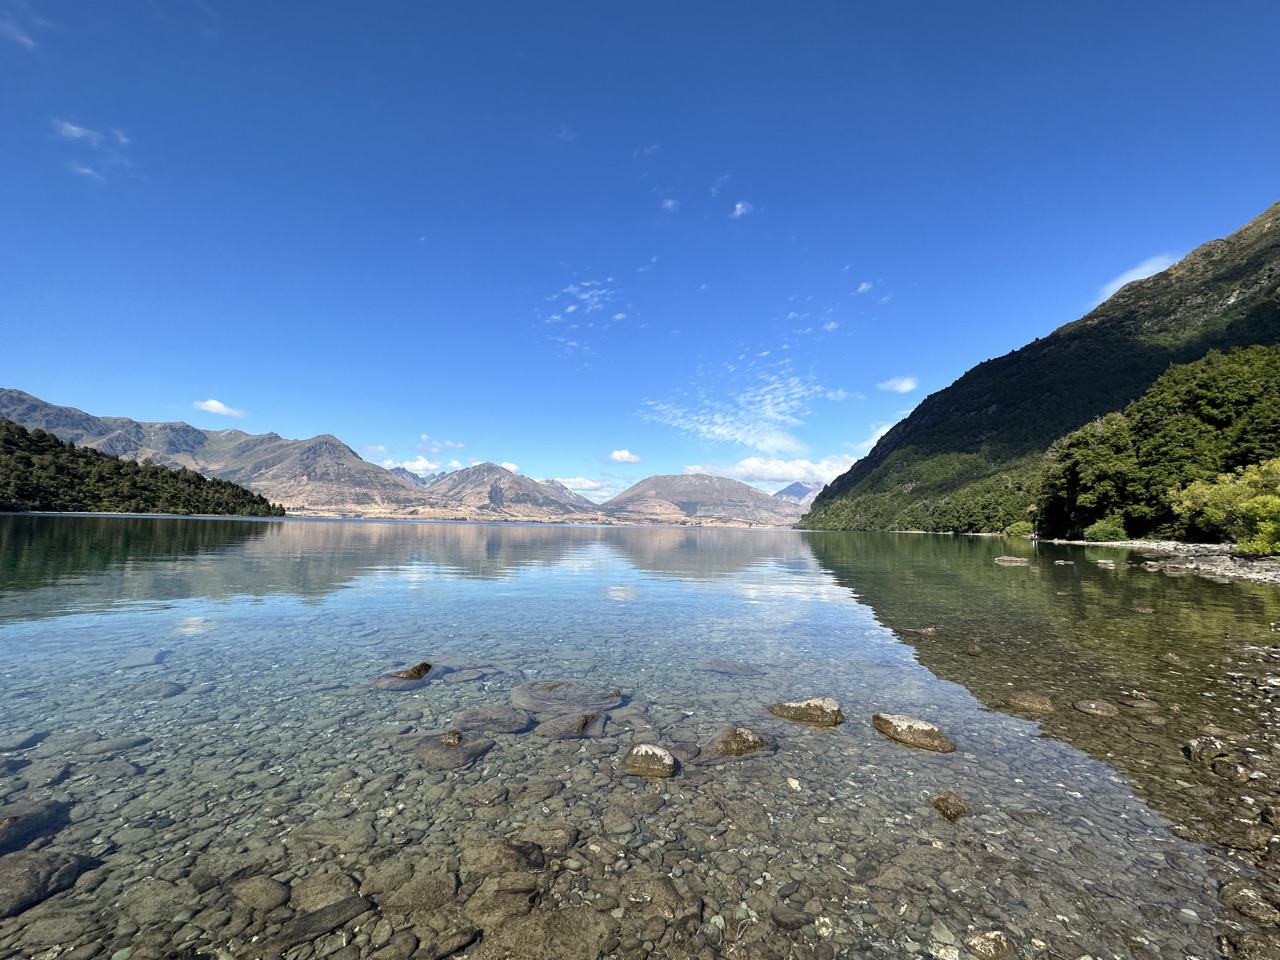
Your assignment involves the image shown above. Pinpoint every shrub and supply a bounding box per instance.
[1003,520,1034,538]
[1171,459,1280,554]
[1082,516,1128,542]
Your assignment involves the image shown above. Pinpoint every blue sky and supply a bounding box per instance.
[2,2,1277,501]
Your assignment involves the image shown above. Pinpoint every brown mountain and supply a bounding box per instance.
[603,474,804,526]
[0,389,457,516]
[420,462,604,518]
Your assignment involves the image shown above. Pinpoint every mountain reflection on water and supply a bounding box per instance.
[806,530,1280,922]
[3,516,1279,956]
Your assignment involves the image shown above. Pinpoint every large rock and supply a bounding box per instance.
[767,697,844,727]
[712,726,772,757]
[872,714,956,753]
[403,730,494,770]
[0,850,91,919]
[0,801,71,854]
[460,838,546,877]
[532,712,608,740]
[621,743,678,779]
[510,680,622,714]
[455,704,532,734]
[1004,691,1054,713]
[468,906,618,960]
[963,930,1014,960]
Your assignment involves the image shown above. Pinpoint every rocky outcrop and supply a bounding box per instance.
[621,743,678,778]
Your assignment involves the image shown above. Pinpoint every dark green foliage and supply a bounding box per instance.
[1036,346,1280,539]
[803,201,1280,532]
[0,419,286,517]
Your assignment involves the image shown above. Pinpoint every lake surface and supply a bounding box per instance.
[2,516,1279,960]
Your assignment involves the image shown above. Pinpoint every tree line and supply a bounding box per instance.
[0,419,286,517]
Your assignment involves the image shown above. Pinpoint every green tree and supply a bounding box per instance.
[1171,458,1280,554]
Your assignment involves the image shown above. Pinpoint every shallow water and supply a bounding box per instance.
[1,516,1277,959]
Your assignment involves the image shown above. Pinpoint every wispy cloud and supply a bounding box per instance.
[661,198,679,213]
[417,433,464,455]
[730,201,754,219]
[857,281,873,294]
[646,373,823,455]
[609,449,641,463]
[65,161,104,182]
[52,117,133,181]
[539,276,632,356]
[1097,253,1178,303]
[193,399,246,418]
[682,454,853,487]
[53,119,102,145]
[876,376,917,394]
[0,18,34,49]
[711,174,730,197]
[500,461,521,474]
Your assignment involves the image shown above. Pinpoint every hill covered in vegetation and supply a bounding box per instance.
[1037,345,1280,540]
[802,200,1280,533]
[0,419,285,516]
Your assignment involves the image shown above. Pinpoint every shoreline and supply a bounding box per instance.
[1041,537,1280,588]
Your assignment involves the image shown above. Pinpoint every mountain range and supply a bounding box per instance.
[0,390,804,526]
[804,198,1280,532]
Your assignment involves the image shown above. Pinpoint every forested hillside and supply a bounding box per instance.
[1036,345,1280,539]
[0,419,286,517]
[803,200,1280,533]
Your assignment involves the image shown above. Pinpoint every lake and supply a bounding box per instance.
[2,515,1279,960]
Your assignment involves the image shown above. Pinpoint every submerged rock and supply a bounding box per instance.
[963,930,1014,960]
[0,801,70,855]
[533,712,608,740]
[872,713,956,752]
[370,661,434,691]
[698,658,765,676]
[621,743,678,778]
[1004,691,1054,713]
[510,680,623,714]
[993,556,1030,566]
[455,704,533,734]
[0,850,92,919]
[930,791,969,821]
[1072,699,1120,717]
[403,730,494,770]
[768,697,844,727]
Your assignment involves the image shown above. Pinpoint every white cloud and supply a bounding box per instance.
[500,461,521,474]
[53,119,102,145]
[711,174,730,197]
[364,445,388,455]
[683,455,853,487]
[65,161,104,182]
[0,19,34,48]
[876,376,918,394]
[382,455,441,475]
[1097,253,1178,303]
[554,476,620,503]
[661,198,679,212]
[192,399,246,418]
[610,449,641,463]
[825,388,847,401]
[645,374,822,455]
[730,201,753,219]
[857,281,873,294]
[823,321,839,332]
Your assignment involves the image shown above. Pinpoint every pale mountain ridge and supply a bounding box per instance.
[603,473,804,525]
[0,389,805,525]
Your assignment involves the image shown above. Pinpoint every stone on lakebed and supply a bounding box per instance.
[872,713,956,753]
[767,697,844,727]
[621,743,677,778]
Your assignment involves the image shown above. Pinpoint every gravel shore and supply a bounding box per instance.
[1042,538,1280,588]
